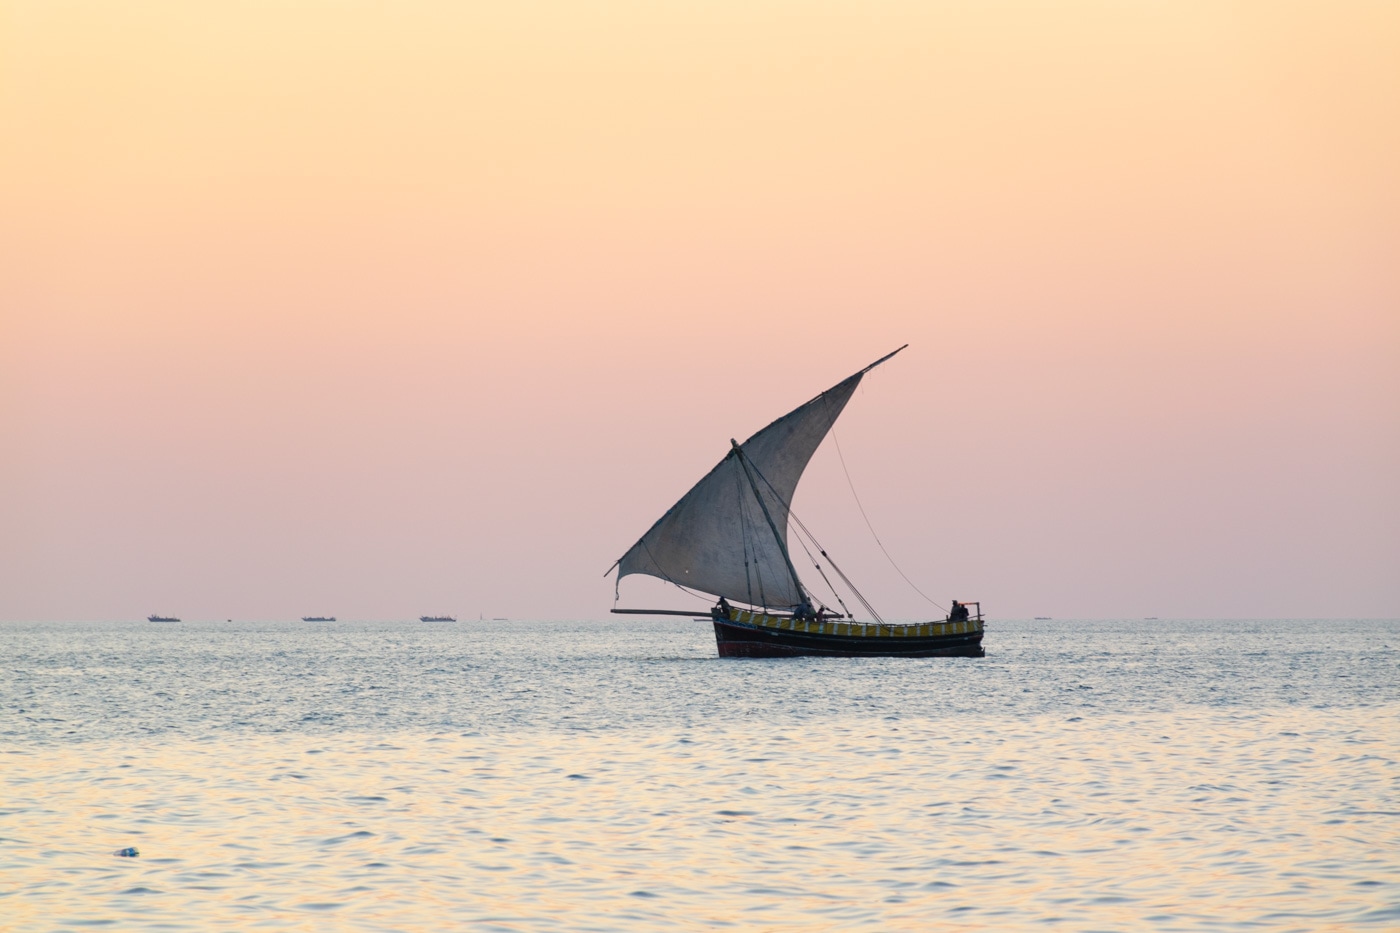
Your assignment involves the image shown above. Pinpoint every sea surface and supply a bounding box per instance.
[2,618,1397,931]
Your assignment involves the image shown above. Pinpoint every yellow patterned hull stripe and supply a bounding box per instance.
[725,609,982,638]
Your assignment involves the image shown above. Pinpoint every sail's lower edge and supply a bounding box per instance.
[712,611,985,659]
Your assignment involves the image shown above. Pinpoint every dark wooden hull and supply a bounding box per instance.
[713,614,984,658]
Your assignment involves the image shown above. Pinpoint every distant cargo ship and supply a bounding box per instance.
[302,616,336,622]
[420,615,456,622]
[148,614,179,622]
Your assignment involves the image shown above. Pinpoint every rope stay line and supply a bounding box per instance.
[792,533,852,620]
[742,450,886,626]
[636,538,723,608]
[828,424,947,615]
[793,517,885,626]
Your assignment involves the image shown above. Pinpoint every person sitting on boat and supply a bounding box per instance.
[950,600,969,623]
[716,597,732,619]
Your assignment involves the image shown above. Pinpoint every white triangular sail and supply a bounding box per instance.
[614,347,904,608]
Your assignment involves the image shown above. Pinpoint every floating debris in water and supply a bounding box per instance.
[113,847,139,858]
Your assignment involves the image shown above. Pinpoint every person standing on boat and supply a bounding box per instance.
[950,600,969,623]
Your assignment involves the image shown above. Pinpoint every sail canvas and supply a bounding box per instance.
[614,371,865,608]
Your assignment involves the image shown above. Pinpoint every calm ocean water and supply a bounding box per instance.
[2,618,1397,930]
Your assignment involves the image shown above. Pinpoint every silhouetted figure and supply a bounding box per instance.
[950,600,969,623]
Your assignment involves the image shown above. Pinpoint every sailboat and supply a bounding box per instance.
[608,345,984,658]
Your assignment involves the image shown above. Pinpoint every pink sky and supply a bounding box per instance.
[2,1,1396,620]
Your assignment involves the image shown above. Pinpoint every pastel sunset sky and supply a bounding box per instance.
[2,1,1396,621]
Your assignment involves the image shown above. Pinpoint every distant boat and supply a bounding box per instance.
[301,616,336,622]
[419,615,456,622]
[1034,616,1052,620]
[148,614,179,623]
[608,346,984,658]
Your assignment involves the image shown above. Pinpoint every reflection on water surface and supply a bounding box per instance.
[2,619,1397,930]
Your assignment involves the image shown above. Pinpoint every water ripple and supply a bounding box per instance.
[0,619,1396,930]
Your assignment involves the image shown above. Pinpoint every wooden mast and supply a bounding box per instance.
[730,438,806,609]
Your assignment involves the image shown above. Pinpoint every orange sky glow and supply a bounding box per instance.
[2,1,1396,619]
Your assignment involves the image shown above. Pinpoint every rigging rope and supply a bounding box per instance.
[745,456,885,625]
[638,539,721,607]
[828,425,947,614]
[812,542,884,627]
[792,534,852,619]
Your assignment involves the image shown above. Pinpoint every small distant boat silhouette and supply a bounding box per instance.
[419,615,456,622]
[148,614,179,623]
[1034,616,1052,620]
[301,616,336,622]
